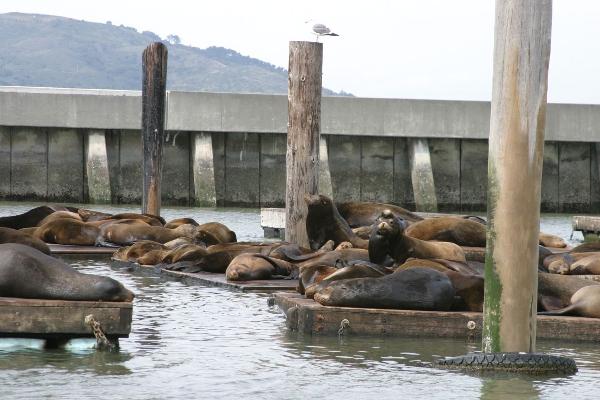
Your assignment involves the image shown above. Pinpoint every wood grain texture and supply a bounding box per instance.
[285,41,323,247]
[142,42,168,216]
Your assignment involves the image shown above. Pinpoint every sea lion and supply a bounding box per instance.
[537,272,599,311]
[369,211,466,264]
[107,213,165,227]
[0,244,134,301]
[336,201,423,227]
[36,211,82,227]
[161,244,208,264]
[33,219,101,246]
[304,260,390,298]
[0,227,51,254]
[395,258,484,311]
[313,267,455,310]
[570,242,600,253]
[196,222,237,244]
[99,222,203,246]
[112,240,168,262]
[305,194,368,250]
[77,208,113,222]
[538,232,567,248]
[297,264,339,295]
[544,252,600,275]
[0,205,75,229]
[539,285,600,318]
[568,254,600,275]
[164,218,199,229]
[404,216,486,247]
[226,253,296,281]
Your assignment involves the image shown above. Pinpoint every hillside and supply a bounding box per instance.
[0,13,346,95]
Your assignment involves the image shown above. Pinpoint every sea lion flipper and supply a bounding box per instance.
[538,303,578,316]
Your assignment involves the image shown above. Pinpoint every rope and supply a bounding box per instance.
[338,318,350,336]
[85,314,116,351]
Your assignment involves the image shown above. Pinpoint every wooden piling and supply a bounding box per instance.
[141,42,168,216]
[482,0,552,353]
[285,41,323,248]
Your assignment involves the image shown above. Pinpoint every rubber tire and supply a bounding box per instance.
[435,352,577,374]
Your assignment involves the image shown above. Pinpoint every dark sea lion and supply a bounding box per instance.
[226,253,296,281]
[305,194,368,250]
[0,244,134,301]
[164,218,199,229]
[304,260,391,298]
[37,211,82,227]
[539,285,600,318]
[336,201,423,227]
[369,212,466,264]
[395,258,484,311]
[0,205,74,229]
[34,219,101,246]
[0,227,51,254]
[313,267,455,310]
[404,216,486,247]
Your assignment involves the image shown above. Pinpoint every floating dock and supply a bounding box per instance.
[572,215,600,237]
[0,297,132,343]
[274,292,600,342]
[48,244,116,256]
[113,260,298,292]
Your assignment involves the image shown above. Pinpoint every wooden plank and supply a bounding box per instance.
[48,244,116,255]
[274,292,600,342]
[0,297,131,338]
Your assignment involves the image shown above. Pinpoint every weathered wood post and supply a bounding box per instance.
[141,42,168,216]
[482,0,552,353]
[285,41,323,247]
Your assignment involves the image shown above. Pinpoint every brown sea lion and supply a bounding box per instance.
[568,254,600,275]
[112,240,168,262]
[164,237,193,249]
[0,244,134,302]
[107,213,165,227]
[77,209,113,222]
[570,242,600,253]
[37,211,82,227]
[162,244,208,264]
[538,232,567,248]
[539,285,600,318]
[305,194,369,250]
[226,253,296,281]
[352,226,373,240]
[164,218,199,229]
[99,222,202,246]
[297,264,339,295]
[544,252,600,275]
[369,212,466,265]
[537,272,599,311]
[336,201,423,227]
[0,227,51,254]
[34,219,101,246]
[313,267,455,310]
[196,222,237,244]
[0,205,75,229]
[404,216,486,247]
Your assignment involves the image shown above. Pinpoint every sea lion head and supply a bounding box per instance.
[91,277,135,302]
[548,259,570,275]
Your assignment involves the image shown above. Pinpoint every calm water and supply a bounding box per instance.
[0,202,596,400]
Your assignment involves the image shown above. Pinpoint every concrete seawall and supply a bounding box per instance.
[1,86,599,212]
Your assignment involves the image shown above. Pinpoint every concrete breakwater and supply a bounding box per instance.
[1,86,599,212]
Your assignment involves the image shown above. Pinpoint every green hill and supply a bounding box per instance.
[0,12,347,95]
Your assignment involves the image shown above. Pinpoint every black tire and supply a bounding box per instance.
[435,352,577,375]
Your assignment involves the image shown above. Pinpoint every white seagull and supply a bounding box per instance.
[307,22,339,41]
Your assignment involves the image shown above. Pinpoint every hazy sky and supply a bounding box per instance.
[1,0,598,103]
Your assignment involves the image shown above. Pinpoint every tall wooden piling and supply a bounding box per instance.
[141,42,168,216]
[285,41,323,247]
[482,0,552,353]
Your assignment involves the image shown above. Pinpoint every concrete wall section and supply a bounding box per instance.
[429,139,461,212]
[117,130,143,204]
[10,127,47,200]
[360,137,394,203]
[259,133,286,207]
[225,132,260,207]
[161,130,190,206]
[48,128,84,202]
[540,142,559,212]
[393,138,415,210]
[0,127,11,199]
[460,140,488,212]
[559,142,590,213]
[329,135,361,202]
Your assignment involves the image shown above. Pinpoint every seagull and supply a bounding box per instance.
[306,21,339,41]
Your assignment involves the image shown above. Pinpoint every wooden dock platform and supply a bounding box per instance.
[0,297,132,340]
[274,292,600,342]
[48,244,116,256]
[572,215,600,237]
[113,260,298,292]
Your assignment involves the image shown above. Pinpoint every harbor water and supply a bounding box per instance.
[0,203,597,400]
